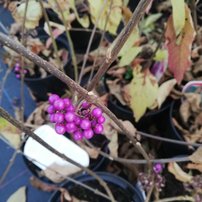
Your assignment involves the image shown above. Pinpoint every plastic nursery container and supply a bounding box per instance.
[159,100,195,158]
[48,172,145,202]
[24,35,72,101]
[22,125,90,183]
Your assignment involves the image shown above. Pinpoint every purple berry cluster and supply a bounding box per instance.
[47,94,106,140]
[138,163,165,192]
[14,63,28,79]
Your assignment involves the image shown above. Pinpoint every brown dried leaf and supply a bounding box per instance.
[185,93,201,113]
[179,100,190,123]
[104,117,118,157]
[168,162,192,182]
[30,176,58,192]
[106,79,127,106]
[59,188,72,201]
[189,147,202,164]
[187,163,202,172]
[77,142,99,159]
[184,128,202,144]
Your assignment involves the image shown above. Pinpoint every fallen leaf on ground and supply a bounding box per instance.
[168,162,192,182]
[7,186,26,202]
[125,65,158,121]
[157,79,176,108]
[0,118,21,148]
[165,5,196,83]
[189,147,202,164]
[186,163,202,172]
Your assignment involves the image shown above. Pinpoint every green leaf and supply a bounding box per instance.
[88,0,122,34]
[7,186,26,202]
[154,49,168,61]
[0,118,21,148]
[126,65,158,121]
[171,0,185,37]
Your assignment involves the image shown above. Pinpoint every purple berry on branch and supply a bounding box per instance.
[153,163,163,174]
[49,94,60,104]
[97,115,105,124]
[55,123,66,134]
[66,122,77,133]
[83,129,94,139]
[92,107,102,118]
[53,99,65,110]
[63,98,71,107]
[65,111,75,122]
[93,124,104,134]
[73,131,83,141]
[54,112,64,123]
[80,119,91,130]
[47,105,55,114]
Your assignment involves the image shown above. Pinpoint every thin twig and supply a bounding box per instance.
[78,0,108,85]
[39,0,61,67]
[54,0,78,82]
[0,107,115,202]
[87,0,152,91]
[145,179,155,202]
[0,32,149,163]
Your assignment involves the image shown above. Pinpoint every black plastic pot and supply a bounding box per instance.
[48,172,145,202]
[159,100,195,157]
[24,35,72,101]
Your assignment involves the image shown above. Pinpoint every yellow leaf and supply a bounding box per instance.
[171,0,185,37]
[7,186,26,202]
[157,79,176,108]
[154,49,168,61]
[88,0,122,35]
[0,118,21,148]
[168,162,192,183]
[126,65,158,121]
[15,0,42,29]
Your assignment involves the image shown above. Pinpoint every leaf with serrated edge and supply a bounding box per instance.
[189,147,202,164]
[168,162,192,183]
[157,79,176,108]
[7,186,26,202]
[126,65,158,121]
[165,6,196,83]
[171,0,185,36]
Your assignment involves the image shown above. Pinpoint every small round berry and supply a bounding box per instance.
[49,114,55,123]
[73,131,83,141]
[92,107,102,118]
[93,124,103,134]
[65,112,75,122]
[74,116,81,125]
[53,99,65,110]
[66,122,77,133]
[16,74,20,79]
[83,129,94,139]
[80,119,91,130]
[63,98,71,107]
[47,105,55,114]
[97,115,105,124]
[91,120,97,127]
[153,163,163,174]
[23,69,28,74]
[49,94,60,104]
[14,66,20,72]
[67,104,75,112]
[55,124,66,134]
[81,101,91,109]
[54,113,64,123]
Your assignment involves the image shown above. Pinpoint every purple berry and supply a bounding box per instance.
[65,111,75,122]
[73,131,83,141]
[15,63,20,68]
[80,119,91,130]
[49,94,59,104]
[97,115,105,124]
[54,113,64,123]
[74,116,81,125]
[53,99,65,110]
[16,74,20,79]
[67,104,75,112]
[66,122,77,133]
[47,105,55,114]
[83,129,94,139]
[55,124,66,134]
[14,66,20,72]
[63,98,71,107]
[81,101,91,109]
[49,114,55,123]
[153,163,163,174]
[93,124,103,134]
[23,69,28,74]
[92,107,102,118]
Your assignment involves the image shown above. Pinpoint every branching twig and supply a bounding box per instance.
[0,32,150,163]
[153,195,194,202]
[0,107,116,202]
[87,0,152,91]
